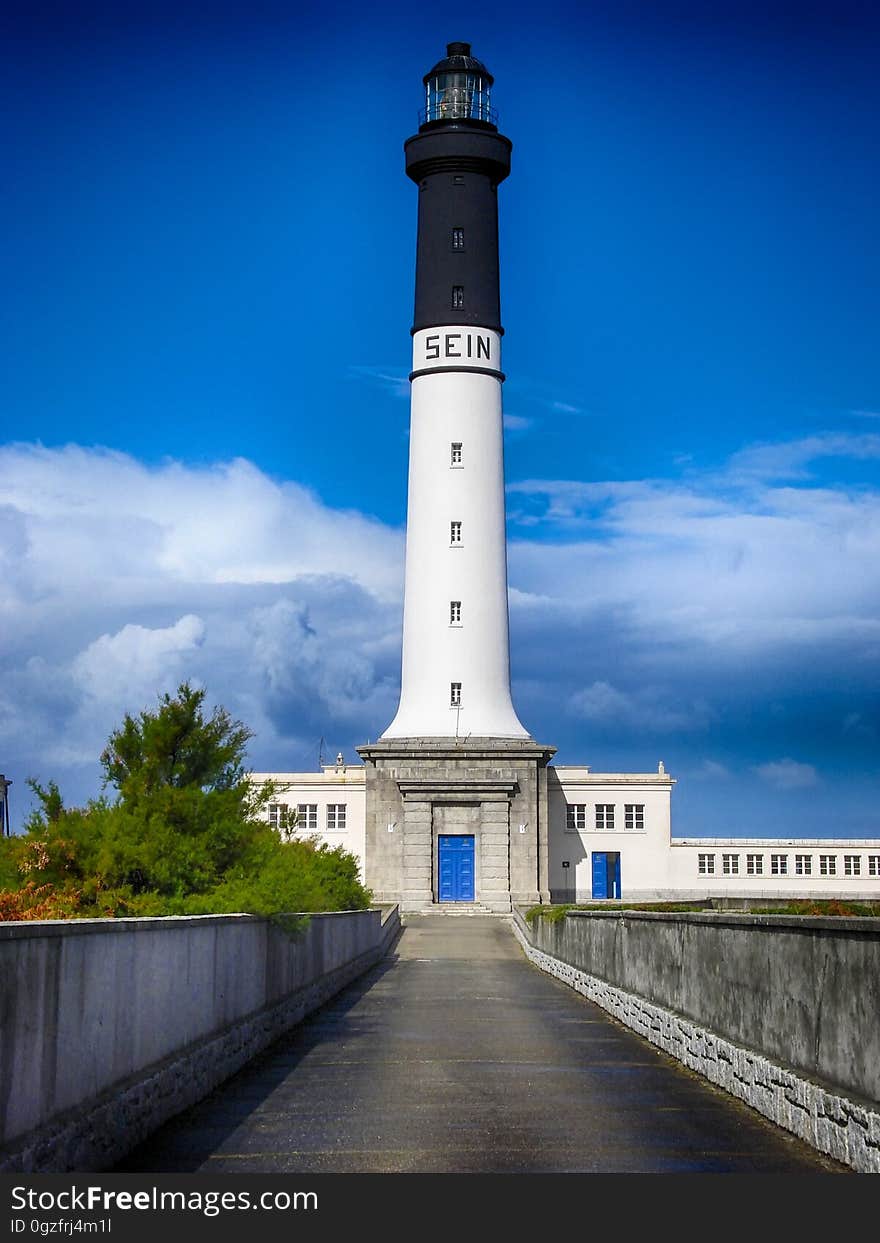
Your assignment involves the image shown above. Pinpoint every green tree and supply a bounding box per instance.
[0,683,371,919]
[100,683,252,799]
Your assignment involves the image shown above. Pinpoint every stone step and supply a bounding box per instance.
[416,902,504,916]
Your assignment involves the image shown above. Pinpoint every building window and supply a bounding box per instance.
[624,804,644,831]
[698,853,715,875]
[297,804,317,832]
[450,682,462,707]
[819,854,836,876]
[771,854,788,876]
[722,853,739,875]
[327,804,346,832]
[268,803,289,830]
[869,855,880,876]
[595,804,615,830]
[451,441,463,466]
[452,228,464,250]
[795,854,812,876]
[450,520,462,544]
[844,855,861,876]
[452,285,464,309]
[565,804,585,832]
[453,175,464,185]
[746,854,763,876]
[450,600,461,624]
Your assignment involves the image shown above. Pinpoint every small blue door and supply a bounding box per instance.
[592,852,621,899]
[439,835,475,902]
[592,852,608,898]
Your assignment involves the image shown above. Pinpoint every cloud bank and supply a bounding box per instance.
[0,445,404,813]
[1,434,878,836]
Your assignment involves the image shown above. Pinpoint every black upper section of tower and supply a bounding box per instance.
[405,42,511,336]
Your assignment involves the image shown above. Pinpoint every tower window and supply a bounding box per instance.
[450,682,462,707]
[451,286,464,310]
[450,600,461,624]
[450,521,462,544]
[450,441,462,466]
[453,175,464,185]
[452,228,464,250]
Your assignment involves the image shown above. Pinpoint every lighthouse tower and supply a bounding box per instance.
[382,41,527,740]
[358,43,555,912]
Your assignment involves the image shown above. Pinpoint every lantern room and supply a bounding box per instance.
[421,41,497,126]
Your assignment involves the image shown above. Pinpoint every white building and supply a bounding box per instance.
[252,757,880,902]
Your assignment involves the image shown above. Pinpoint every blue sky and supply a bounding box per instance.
[3,1,879,836]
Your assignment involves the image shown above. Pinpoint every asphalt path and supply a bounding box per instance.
[118,914,846,1173]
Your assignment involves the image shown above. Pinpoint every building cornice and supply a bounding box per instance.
[671,837,880,849]
[358,737,557,765]
[552,774,676,788]
[397,777,519,802]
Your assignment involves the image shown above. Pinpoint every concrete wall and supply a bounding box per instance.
[514,907,880,1172]
[0,906,400,1173]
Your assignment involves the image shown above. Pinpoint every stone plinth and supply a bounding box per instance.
[356,738,556,912]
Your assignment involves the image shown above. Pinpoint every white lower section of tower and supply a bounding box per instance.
[382,328,529,739]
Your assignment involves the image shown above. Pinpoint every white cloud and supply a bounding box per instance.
[0,444,404,811]
[727,433,880,481]
[348,366,409,399]
[72,615,206,704]
[503,414,533,432]
[1,432,878,834]
[696,760,731,780]
[507,447,880,666]
[568,680,714,734]
[1,444,403,605]
[569,680,631,719]
[754,759,819,790]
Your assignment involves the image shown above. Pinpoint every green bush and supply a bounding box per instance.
[0,684,371,920]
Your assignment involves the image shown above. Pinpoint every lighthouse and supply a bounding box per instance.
[358,43,555,912]
[382,40,528,740]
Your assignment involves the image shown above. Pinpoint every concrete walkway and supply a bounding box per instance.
[118,915,846,1173]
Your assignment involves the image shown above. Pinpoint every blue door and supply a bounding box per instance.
[592,852,621,899]
[591,852,608,898]
[438,835,475,902]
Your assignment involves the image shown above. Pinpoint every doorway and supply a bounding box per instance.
[438,834,475,902]
[591,851,621,899]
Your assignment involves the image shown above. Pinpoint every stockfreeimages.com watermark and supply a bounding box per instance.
[10,1185,317,1223]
